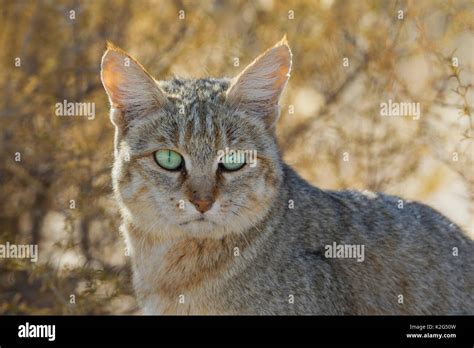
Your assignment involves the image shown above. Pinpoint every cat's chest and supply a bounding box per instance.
[127,231,236,314]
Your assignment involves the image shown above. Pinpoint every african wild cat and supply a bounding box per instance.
[101,38,473,314]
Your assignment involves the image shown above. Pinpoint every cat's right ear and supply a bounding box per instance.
[101,42,168,129]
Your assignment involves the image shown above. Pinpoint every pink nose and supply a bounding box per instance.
[190,197,214,213]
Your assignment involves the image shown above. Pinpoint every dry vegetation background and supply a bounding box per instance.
[0,0,472,314]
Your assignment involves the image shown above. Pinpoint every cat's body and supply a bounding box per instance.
[101,39,474,315]
[124,164,473,315]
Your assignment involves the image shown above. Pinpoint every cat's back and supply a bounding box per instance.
[282,163,472,250]
[276,164,474,314]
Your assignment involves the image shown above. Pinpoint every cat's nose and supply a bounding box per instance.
[190,197,215,213]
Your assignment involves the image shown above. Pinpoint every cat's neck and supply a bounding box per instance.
[124,219,270,309]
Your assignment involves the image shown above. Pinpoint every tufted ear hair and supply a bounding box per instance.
[100,42,169,129]
[226,36,292,129]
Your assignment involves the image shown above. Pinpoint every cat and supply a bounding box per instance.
[101,38,474,315]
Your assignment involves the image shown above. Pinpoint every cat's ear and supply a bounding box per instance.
[101,42,168,128]
[226,36,292,128]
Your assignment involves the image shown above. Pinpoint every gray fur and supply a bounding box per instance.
[219,167,474,314]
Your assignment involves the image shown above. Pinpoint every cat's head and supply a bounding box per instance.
[101,38,291,239]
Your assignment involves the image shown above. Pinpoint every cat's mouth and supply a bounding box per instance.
[179,217,216,226]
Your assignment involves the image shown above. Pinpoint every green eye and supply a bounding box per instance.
[221,153,245,171]
[154,149,183,171]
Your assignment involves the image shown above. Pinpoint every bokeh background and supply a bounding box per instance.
[0,0,472,314]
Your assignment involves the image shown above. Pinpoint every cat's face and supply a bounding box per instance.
[101,39,291,238]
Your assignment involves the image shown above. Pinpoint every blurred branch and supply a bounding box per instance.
[281,51,369,150]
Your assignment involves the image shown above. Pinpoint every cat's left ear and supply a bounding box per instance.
[226,36,292,129]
